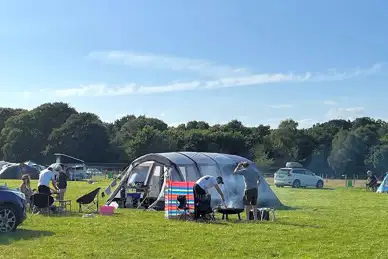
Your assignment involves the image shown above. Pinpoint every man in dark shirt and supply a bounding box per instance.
[233,162,260,221]
[57,169,68,201]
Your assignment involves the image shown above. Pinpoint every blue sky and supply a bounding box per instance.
[0,0,387,128]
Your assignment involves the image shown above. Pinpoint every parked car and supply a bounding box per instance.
[0,185,27,232]
[67,165,88,181]
[274,165,324,189]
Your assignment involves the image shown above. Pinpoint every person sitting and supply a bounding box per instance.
[366,170,379,191]
[20,174,33,206]
[233,161,260,222]
[38,164,61,195]
[193,175,226,220]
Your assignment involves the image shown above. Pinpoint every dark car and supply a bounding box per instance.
[0,185,27,232]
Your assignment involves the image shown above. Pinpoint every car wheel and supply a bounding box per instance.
[292,180,301,188]
[316,180,324,189]
[275,185,280,188]
[0,205,18,233]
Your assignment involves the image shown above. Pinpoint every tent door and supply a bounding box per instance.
[146,163,164,199]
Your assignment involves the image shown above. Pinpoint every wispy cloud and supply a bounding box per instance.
[323,100,338,106]
[52,62,381,97]
[297,119,318,129]
[267,104,293,109]
[264,118,317,129]
[22,91,32,99]
[326,106,365,120]
[88,51,250,78]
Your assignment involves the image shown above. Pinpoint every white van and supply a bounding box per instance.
[67,165,88,181]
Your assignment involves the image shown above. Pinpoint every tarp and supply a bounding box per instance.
[376,173,388,193]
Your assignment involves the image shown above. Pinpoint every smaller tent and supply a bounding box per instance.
[376,173,388,193]
[0,163,40,179]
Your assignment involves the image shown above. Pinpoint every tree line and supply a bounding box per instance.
[0,102,387,178]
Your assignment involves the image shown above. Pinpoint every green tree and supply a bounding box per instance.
[253,144,274,173]
[125,125,177,160]
[44,113,111,162]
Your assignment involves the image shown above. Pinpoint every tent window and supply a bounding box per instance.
[148,166,162,198]
[127,165,150,185]
[199,165,220,178]
[179,165,200,181]
[153,166,161,176]
[179,166,186,180]
[170,169,183,181]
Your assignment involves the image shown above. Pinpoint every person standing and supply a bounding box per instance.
[233,162,260,221]
[38,164,60,195]
[57,169,68,201]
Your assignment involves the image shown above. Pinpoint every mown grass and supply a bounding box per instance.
[1,179,388,259]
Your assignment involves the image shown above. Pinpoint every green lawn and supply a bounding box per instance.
[1,179,388,259]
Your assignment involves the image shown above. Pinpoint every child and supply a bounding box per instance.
[20,174,33,205]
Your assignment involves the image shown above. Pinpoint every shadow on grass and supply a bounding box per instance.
[28,210,114,218]
[0,229,54,245]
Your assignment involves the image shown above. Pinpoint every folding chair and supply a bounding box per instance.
[196,195,216,222]
[76,188,101,213]
[177,195,192,220]
[31,193,55,215]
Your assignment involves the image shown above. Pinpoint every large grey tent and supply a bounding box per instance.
[106,152,283,209]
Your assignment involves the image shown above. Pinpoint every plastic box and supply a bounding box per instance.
[100,205,115,215]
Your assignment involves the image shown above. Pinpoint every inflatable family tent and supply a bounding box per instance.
[105,152,283,214]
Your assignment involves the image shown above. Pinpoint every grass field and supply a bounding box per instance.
[1,178,388,259]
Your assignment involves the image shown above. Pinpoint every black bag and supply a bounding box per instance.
[249,209,270,221]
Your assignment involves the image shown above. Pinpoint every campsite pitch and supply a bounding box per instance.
[1,179,388,259]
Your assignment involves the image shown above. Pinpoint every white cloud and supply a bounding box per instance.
[22,91,32,99]
[168,122,184,127]
[47,62,382,98]
[267,104,293,109]
[263,118,317,129]
[88,51,250,78]
[297,119,318,129]
[323,100,337,106]
[326,106,365,120]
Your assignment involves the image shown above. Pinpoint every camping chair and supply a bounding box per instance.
[31,193,55,215]
[76,187,101,213]
[196,195,216,222]
[177,195,193,220]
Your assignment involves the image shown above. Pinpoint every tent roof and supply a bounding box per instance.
[131,152,253,168]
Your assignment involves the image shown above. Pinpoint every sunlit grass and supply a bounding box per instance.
[1,179,387,258]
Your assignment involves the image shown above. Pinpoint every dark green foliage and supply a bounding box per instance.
[0,103,384,178]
